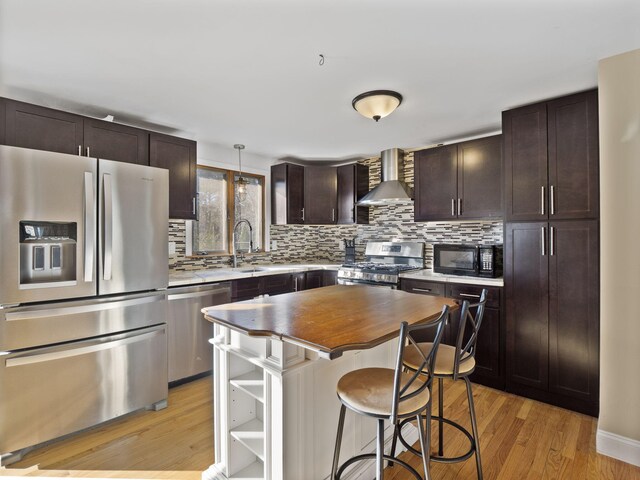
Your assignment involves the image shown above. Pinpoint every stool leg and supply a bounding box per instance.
[388,424,399,468]
[416,408,432,480]
[331,404,346,479]
[376,418,385,480]
[464,377,483,480]
[438,377,444,457]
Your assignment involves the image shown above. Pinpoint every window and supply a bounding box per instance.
[192,166,264,255]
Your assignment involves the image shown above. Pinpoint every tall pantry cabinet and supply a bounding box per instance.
[503,89,600,416]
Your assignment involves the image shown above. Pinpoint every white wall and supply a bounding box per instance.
[597,48,640,466]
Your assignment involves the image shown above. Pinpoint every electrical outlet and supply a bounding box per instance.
[271,240,278,250]
[168,241,176,255]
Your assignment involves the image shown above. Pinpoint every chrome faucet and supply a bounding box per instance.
[231,219,253,268]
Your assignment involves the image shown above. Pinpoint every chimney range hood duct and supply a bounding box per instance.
[357,148,413,206]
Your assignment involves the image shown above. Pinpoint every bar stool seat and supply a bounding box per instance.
[403,343,475,376]
[337,367,430,417]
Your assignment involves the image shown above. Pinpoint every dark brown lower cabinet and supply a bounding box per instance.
[304,271,324,290]
[548,220,599,404]
[231,270,338,301]
[322,270,338,286]
[505,220,599,416]
[505,222,549,390]
[400,278,504,390]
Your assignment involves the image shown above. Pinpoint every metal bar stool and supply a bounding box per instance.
[330,305,449,480]
[391,289,488,480]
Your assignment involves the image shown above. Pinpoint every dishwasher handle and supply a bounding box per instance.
[167,283,231,302]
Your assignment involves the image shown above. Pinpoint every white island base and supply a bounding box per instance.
[203,324,419,480]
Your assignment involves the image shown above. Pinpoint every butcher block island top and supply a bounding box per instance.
[202,284,457,359]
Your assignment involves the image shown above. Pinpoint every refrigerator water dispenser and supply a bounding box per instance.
[19,221,77,286]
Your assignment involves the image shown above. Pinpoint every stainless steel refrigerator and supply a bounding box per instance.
[0,145,169,463]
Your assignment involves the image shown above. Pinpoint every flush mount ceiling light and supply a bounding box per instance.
[234,144,248,196]
[352,90,403,122]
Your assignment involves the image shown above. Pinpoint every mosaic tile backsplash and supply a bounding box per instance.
[169,153,503,271]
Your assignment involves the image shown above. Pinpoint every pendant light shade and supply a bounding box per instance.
[352,90,403,122]
[234,144,248,197]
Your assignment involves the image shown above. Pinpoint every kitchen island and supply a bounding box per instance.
[202,285,457,480]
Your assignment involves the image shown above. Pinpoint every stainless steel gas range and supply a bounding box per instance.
[337,241,425,288]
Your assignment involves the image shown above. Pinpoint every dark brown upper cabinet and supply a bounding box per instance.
[337,163,369,224]
[3,98,84,156]
[83,118,149,165]
[414,135,502,221]
[303,166,337,224]
[503,89,598,222]
[271,163,305,224]
[149,133,197,220]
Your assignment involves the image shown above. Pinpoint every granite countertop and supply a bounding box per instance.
[168,264,340,287]
[399,269,504,287]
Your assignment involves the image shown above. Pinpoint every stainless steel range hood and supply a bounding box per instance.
[357,148,413,206]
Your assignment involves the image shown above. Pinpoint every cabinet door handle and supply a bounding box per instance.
[301,207,305,222]
[78,145,82,156]
[541,186,545,215]
[550,226,555,256]
[550,185,555,215]
[192,197,196,215]
[459,292,480,299]
[457,198,462,216]
[86,146,91,157]
[451,199,456,216]
[294,277,298,292]
[541,226,547,256]
[413,287,432,293]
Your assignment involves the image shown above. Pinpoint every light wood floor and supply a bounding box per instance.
[1,375,639,479]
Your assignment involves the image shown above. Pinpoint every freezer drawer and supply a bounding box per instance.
[0,324,167,456]
[167,282,230,382]
[0,291,167,352]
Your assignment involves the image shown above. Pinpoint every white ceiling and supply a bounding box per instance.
[0,0,638,161]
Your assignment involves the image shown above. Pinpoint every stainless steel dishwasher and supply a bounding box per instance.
[167,282,231,383]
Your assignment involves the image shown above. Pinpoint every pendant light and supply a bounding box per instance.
[234,144,248,197]
[352,90,403,122]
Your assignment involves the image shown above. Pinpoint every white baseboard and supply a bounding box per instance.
[596,428,640,467]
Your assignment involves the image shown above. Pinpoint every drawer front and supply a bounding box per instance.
[231,277,261,300]
[0,325,167,454]
[446,283,501,308]
[0,292,167,351]
[400,279,446,296]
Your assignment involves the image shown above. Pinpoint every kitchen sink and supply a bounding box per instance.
[235,267,268,273]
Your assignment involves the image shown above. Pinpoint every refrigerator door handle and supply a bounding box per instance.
[83,172,95,282]
[103,173,113,281]
[4,326,164,367]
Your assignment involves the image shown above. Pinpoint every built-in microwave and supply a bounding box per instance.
[433,244,503,278]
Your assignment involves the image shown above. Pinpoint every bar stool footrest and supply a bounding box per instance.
[397,415,477,463]
[335,452,422,480]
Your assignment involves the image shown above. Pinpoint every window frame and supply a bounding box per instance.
[193,165,266,256]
